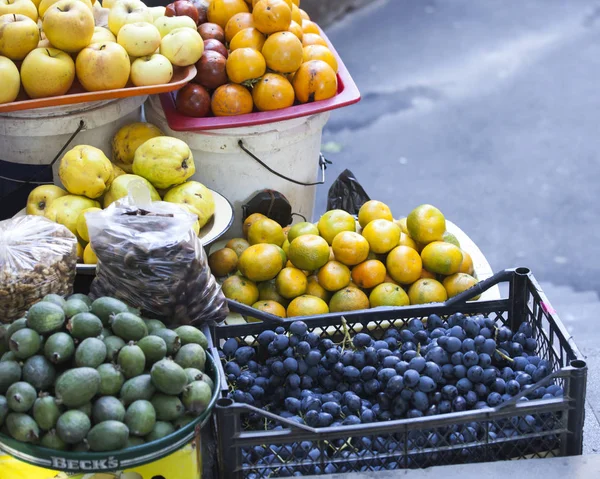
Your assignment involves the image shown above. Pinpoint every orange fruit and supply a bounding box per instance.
[301,19,320,34]
[421,241,463,275]
[288,20,303,39]
[226,237,250,257]
[351,260,386,289]
[211,84,254,116]
[276,245,287,265]
[358,200,393,227]
[329,287,370,313]
[287,221,319,243]
[243,213,267,238]
[302,45,338,72]
[291,3,302,24]
[225,12,255,42]
[386,245,422,284]
[258,279,289,306]
[222,275,259,305]
[287,295,329,317]
[250,300,287,321]
[252,73,295,111]
[331,231,369,266]
[288,234,330,271]
[262,31,303,73]
[383,273,399,285]
[420,269,436,279]
[247,217,285,246]
[226,47,266,83]
[398,232,418,251]
[369,283,410,307]
[281,238,290,256]
[208,247,239,276]
[276,267,307,298]
[406,204,446,245]
[317,209,355,245]
[302,33,327,47]
[395,217,408,234]
[208,0,250,28]
[317,260,351,291]
[442,230,460,248]
[238,243,284,281]
[253,0,291,34]
[230,27,267,51]
[293,59,337,103]
[458,250,474,275]
[328,247,336,262]
[407,278,448,305]
[443,273,480,300]
[305,275,331,302]
[361,219,401,254]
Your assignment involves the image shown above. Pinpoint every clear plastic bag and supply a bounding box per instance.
[87,182,228,327]
[0,215,77,323]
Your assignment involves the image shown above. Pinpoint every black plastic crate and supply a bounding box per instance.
[210,268,587,478]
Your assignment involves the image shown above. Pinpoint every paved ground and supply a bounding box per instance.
[313,0,600,454]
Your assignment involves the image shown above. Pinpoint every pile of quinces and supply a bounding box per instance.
[25,122,215,264]
[0,0,206,104]
[209,202,482,319]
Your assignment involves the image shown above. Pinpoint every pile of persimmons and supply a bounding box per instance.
[174,0,339,117]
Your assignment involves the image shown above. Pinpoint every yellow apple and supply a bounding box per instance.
[26,184,68,215]
[160,27,202,67]
[91,26,116,43]
[149,5,163,21]
[0,55,20,103]
[0,13,39,60]
[117,21,160,57]
[42,0,94,53]
[38,0,91,17]
[0,0,37,21]
[21,47,75,98]
[107,0,152,36]
[101,0,117,7]
[130,53,172,86]
[153,14,195,37]
[76,41,130,91]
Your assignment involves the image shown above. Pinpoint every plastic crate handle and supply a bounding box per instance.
[227,299,287,324]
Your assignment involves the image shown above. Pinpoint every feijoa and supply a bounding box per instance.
[138,336,167,366]
[9,328,41,360]
[87,420,129,451]
[173,415,195,429]
[93,396,126,424]
[97,363,125,396]
[22,355,56,391]
[6,413,39,443]
[120,374,155,406]
[40,429,68,450]
[44,332,75,365]
[67,312,103,340]
[175,344,206,371]
[151,394,184,421]
[68,293,92,307]
[0,361,21,394]
[55,368,100,408]
[145,421,175,442]
[104,335,126,361]
[150,329,181,356]
[151,359,187,395]
[75,338,107,368]
[182,381,212,416]
[42,294,67,309]
[7,381,37,413]
[7,318,28,340]
[125,400,156,437]
[56,410,91,444]
[110,312,148,342]
[175,326,208,349]
[91,297,129,326]
[185,368,214,390]
[63,299,90,318]
[126,436,145,448]
[33,395,62,431]
[144,318,166,334]
[118,343,146,379]
[77,402,93,418]
[26,302,65,334]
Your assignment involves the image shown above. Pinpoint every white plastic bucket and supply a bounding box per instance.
[145,95,330,238]
[0,96,147,182]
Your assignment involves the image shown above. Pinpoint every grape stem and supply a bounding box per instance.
[495,349,514,362]
[339,316,353,351]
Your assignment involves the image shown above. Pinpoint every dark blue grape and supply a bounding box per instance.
[497,326,512,342]
[449,326,466,340]
[403,350,418,362]
[452,396,467,411]
[234,346,255,365]
[451,351,463,366]
[227,374,236,383]
[403,369,420,388]
[290,321,307,336]
[474,335,486,350]
[361,409,375,423]
[384,336,399,349]
[480,328,492,339]
[283,346,294,358]
[257,330,276,347]
[430,328,446,339]
[359,365,376,381]
[532,367,548,383]
[408,356,426,373]
[493,378,506,394]
[232,390,245,402]
[427,314,444,331]
[442,385,458,400]
[481,339,496,355]
[463,318,480,338]
[301,396,321,413]
[289,336,299,347]
[453,365,467,379]
[400,388,413,402]
[424,362,442,382]
[481,368,496,385]
[477,353,491,368]
[462,338,476,352]
[370,340,386,350]
[237,372,255,391]
[525,338,537,351]
[296,341,311,356]
[306,350,322,366]
[377,368,396,383]
[385,375,404,396]
[222,338,239,356]
[513,356,528,371]
[467,366,484,383]
[287,373,301,389]
[440,364,453,380]
[352,333,372,349]
[401,341,417,353]
[445,337,462,353]
[408,318,425,332]
[304,410,320,427]
[225,362,242,377]
[285,397,301,413]
[352,351,367,369]
[283,357,298,372]
[509,342,523,356]
[542,393,554,400]
[273,334,289,351]
[317,412,333,427]
[343,365,360,381]
[418,376,436,393]
[271,361,285,377]
[306,332,319,347]
[322,401,341,417]
[474,383,489,398]
[301,376,314,389]
[342,415,361,425]
[465,390,478,407]
[325,348,340,364]
[457,378,473,394]
[448,313,465,328]
[506,379,520,395]
[363,378,381,396]
[463,351,479,367]
[376,349,393,361]
[364,347,378,365]
[501,367,514,381]
[413,330,429,344]
[515,372,532,386]
[524,363,536,376]
[412,391,429,411]
[349,382,364,396]
[439,400,452,414]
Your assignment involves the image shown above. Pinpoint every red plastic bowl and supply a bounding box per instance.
[159,28,361,131]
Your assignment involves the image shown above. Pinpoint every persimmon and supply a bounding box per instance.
[253,0,291,34]
[226,47,266,84]
[252,73,295,111]
[224,12,254,42]
[302,44,338,72]
[229,27,266,51]
[262,31,303,73]
[211,83,254,116]
[292,59,337,103]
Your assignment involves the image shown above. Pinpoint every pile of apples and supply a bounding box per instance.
[0,0,206,104]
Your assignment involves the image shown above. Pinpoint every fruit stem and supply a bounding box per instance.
[495,349,514,363]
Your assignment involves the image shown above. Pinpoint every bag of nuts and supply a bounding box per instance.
[86,183,228,327]
[0,216,77,323]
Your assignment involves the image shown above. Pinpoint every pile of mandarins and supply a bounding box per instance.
[174,0,339,117]
[208,202,482,319]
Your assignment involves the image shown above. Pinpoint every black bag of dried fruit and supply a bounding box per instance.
[86,181,228,327]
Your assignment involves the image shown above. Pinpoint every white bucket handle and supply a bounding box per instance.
[237,139,331,187]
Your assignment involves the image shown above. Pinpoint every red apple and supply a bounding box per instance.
[193,50,227,90]
[197,22,224,43]
[176,83,211,117]
[165,0,199,25]
[190,0,209,24]
[203,38,228,58]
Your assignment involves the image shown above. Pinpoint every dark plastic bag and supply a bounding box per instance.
[326,169,371,215]
[86,182,228,327]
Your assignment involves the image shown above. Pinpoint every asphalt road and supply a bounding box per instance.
[315,0,600,296]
